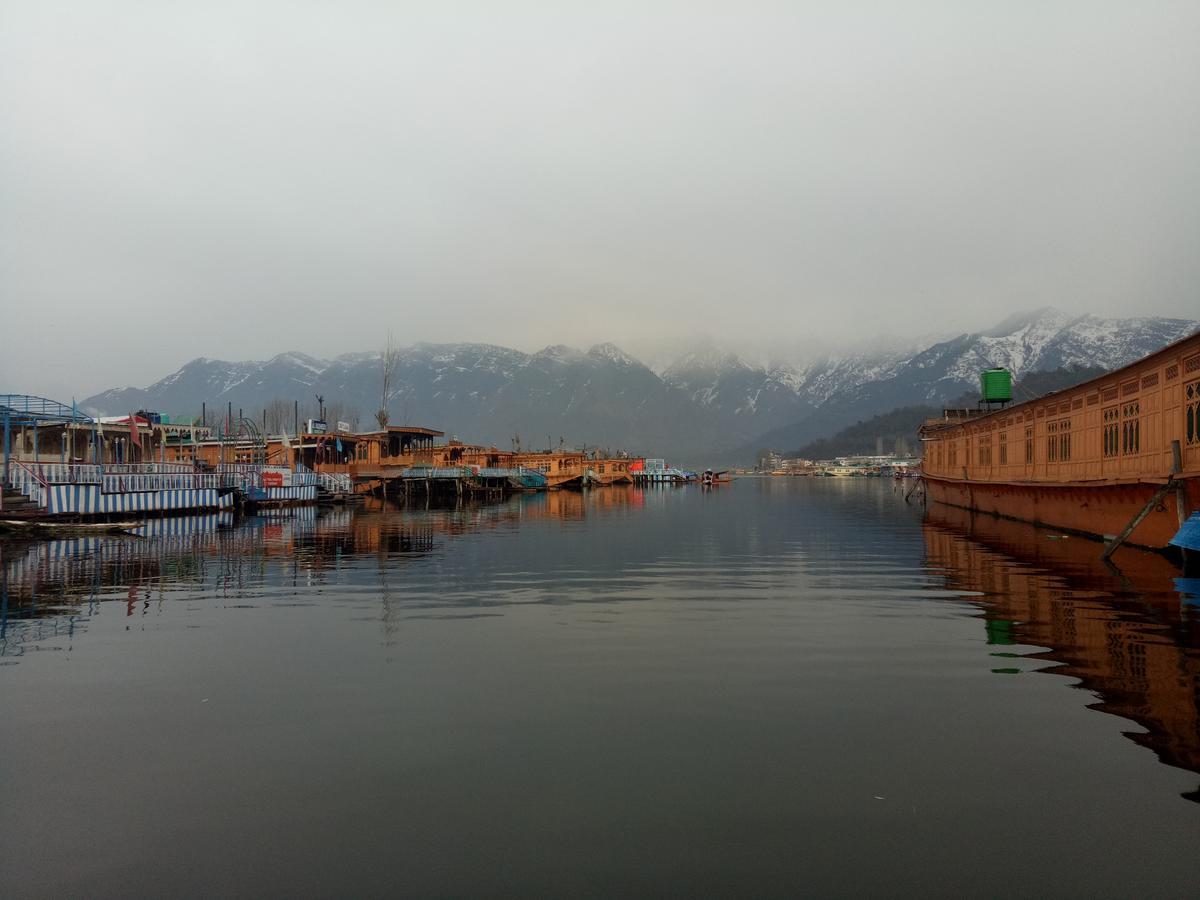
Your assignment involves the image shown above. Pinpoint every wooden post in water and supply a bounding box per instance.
[1171,441,1188,529]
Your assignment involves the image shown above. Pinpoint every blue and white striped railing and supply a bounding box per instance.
[102,473,222,492]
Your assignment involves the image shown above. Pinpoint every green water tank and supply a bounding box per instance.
[980,368,1012,403]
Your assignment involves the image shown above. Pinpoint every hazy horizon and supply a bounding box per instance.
[3,2,1198,400]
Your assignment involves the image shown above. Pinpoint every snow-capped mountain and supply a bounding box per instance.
[824,307,1197,406]
[87,342,709,457]
[660,342,816,435]
[84,309,1198,463]
[738,308,1198,456]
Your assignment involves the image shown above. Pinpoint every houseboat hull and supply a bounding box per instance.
[925,475,1198,550]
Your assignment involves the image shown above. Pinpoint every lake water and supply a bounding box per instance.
[2,479,1198,897]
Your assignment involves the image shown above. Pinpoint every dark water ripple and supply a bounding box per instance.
[1,479,1198,897]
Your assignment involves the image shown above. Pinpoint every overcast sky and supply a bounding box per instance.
[2,1,1198,399]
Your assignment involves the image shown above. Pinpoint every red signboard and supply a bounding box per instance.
[262,471,284,488]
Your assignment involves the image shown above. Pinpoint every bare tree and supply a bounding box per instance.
[377,331,400,429]
[264,398,290,434]
[324,401,343,430]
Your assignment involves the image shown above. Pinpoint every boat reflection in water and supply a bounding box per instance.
[0,489,651,660]
[924,503,1200,801]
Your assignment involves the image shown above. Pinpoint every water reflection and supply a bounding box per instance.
[5,484,1199,805]
[923,503,1200,801]
[4,480,1200,896]
[0,490,653,659]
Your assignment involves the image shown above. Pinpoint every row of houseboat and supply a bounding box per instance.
[0,398,698,520]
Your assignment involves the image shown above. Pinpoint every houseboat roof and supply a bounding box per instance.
[291,425,445,439]
[920,328,1200,437]
[382,425,444,437]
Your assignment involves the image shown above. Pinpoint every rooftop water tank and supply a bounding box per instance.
[980,368,1012,403]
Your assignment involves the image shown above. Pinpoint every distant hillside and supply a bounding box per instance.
[787,365,1111,461]
[788,405,939,460]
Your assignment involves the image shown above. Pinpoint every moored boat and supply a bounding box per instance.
[919,332,1200,552]
[1,519,143,538]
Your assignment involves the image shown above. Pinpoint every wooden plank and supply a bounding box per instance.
[1101,481,1174,560]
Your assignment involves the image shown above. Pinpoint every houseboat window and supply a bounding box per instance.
[1187,381,1199,445]
[1024,427,1033,463]
[979,435,992,466]
[1059,419,1071,461]
[1102,407,1119,457]
[998,431,1008,465]
[1121,402,1141,454]
[1047,421,1058,462]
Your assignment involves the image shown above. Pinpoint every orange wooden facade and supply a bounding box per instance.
[175,425,445,471]
[167,424,643,492]
[921,332,1200,548]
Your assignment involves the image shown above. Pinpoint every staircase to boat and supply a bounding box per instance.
[1,485,43,518]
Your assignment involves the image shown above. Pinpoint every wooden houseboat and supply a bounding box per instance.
[919,331,1200,551]
[584,457,639,486]
[511,450,589,489]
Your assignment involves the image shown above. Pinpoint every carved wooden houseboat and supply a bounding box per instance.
[919,332,1200,551]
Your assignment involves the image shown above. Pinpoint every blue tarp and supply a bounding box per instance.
[1169,511,1200,552]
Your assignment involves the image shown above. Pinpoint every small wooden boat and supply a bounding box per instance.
[0,519,144,538]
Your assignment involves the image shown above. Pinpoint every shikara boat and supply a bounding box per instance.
[0,519,144,538]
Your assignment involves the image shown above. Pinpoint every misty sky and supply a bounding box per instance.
[2,1,1198,400]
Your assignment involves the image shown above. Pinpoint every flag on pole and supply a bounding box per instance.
[129,413,141,448]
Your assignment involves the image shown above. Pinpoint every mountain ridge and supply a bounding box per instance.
[83,309,1199,463]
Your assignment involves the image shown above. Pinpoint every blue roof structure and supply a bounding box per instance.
[0,394,88,425]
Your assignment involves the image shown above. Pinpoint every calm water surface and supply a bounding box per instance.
[2,479,1198,897]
